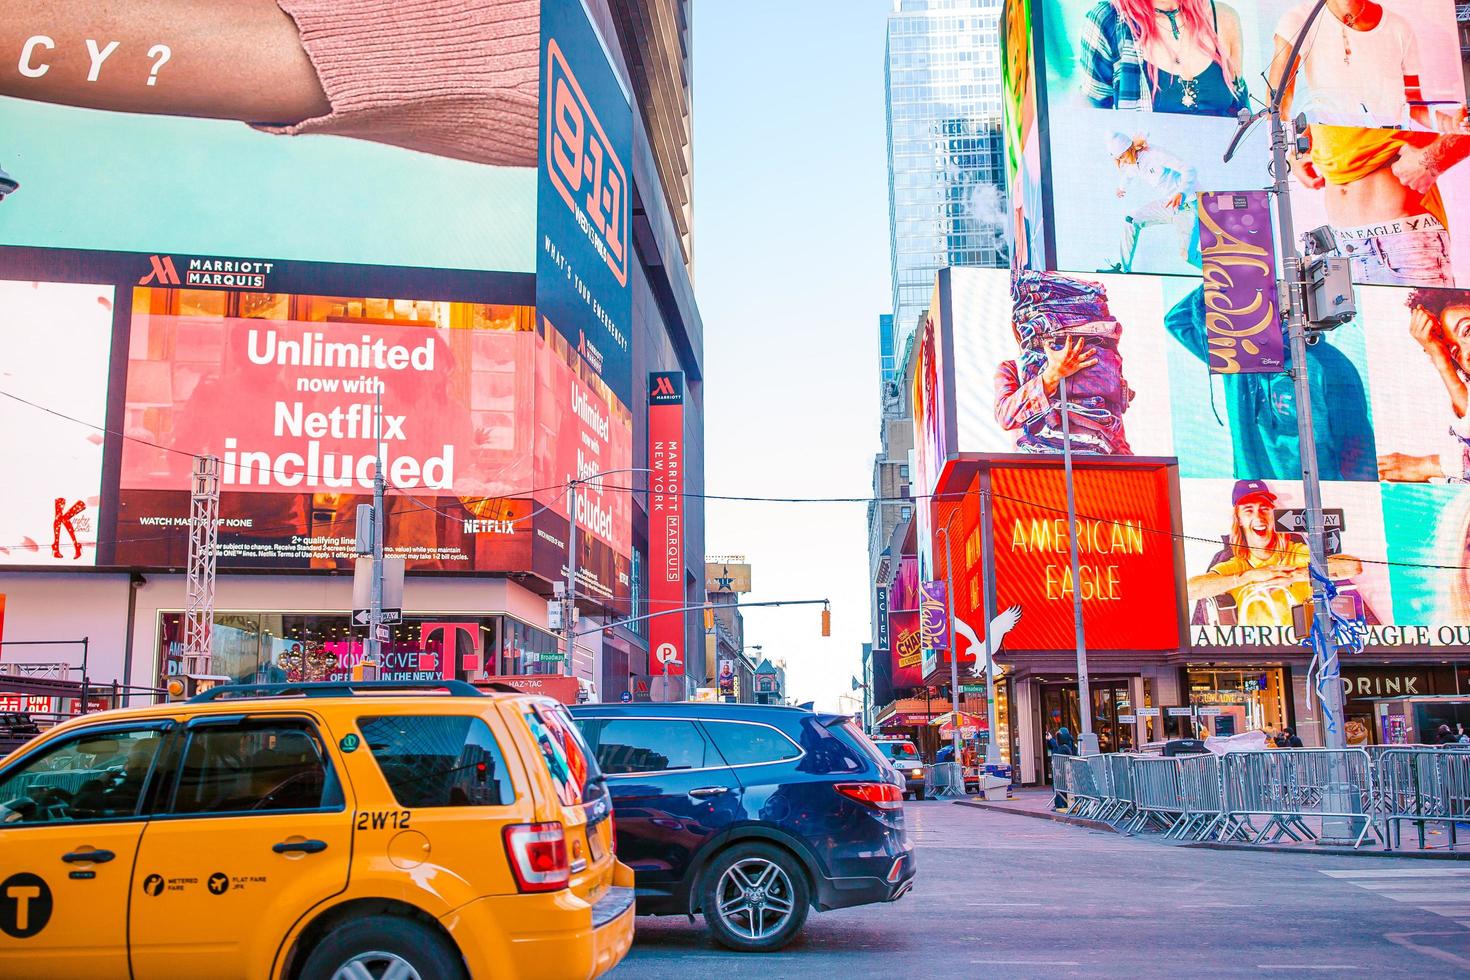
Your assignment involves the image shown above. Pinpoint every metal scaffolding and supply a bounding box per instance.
[182,455,219,676]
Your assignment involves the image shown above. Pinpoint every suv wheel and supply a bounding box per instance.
[700,842,810,952]
[299,915,466,980]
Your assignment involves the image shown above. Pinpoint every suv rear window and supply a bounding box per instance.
[358,716,514,807]
[704,720,802,767]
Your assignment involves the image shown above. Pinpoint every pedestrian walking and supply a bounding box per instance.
[1047,727,1077,812]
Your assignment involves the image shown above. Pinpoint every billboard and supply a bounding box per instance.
[890,555,924,687]
[537,0,635,405]
[914,265,1470,651]
[705,561,753,593]
[648,372,686,676]
[1025,0,1470,288]
[0,280,116,566]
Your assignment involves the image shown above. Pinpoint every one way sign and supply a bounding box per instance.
[353,608,402,626]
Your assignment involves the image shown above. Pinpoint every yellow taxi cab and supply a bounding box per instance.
[0,679,634,979]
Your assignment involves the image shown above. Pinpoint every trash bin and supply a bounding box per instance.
[1162,738,1209,757]
[979,763,1013,801]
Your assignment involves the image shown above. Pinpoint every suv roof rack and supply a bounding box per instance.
[188,679,486,702]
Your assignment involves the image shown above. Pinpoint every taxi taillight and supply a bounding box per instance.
[503,822,569,892]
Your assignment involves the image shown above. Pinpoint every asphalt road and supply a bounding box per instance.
[611,800,1470,978]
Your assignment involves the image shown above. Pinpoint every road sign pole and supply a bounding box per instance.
[366,389,385,681]
[564,480,578,677]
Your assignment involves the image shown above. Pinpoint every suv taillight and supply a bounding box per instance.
[503,822,570,892]
[835,782,903,811]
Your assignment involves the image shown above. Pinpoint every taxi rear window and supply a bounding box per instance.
[358,716,515,807]
[522,701,604,810]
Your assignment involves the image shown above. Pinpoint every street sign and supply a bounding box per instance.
[353,608,401,626]
[959,684,986,694]
[374,625,390,643]
[1197,706,1223,717]
[620,691,632,703]
[547,600,563,631]
[352,555,405,623]
[1137,707,1161,718]
[1118,714,1137,724]
[538,652,567,663]
[1273,508,1345,534]
[1165,707,1194,717]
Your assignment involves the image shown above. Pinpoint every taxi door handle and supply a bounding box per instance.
[62,849,115,863]
[273,839,328,854]
[688,786,729,798]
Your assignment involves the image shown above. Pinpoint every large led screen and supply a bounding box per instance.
[0,279,116,566]
[1032,0,1470,287]
[0,4,537,273]
[114,285,631,600]
[917,266,1470,651]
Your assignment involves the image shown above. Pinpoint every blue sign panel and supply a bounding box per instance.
[537,0,635,407]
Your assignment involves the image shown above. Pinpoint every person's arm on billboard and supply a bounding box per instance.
[1187,564,1295,604]
[1391,136,1470,196]
[0,1,329,122]
[1079,2,1121,109]
[1268,29,1328,190]
[1409,305,1468,419]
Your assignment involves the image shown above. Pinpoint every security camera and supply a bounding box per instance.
[0,163,16,202]
[1302,225,1336,256]
[1306,333,1321,346]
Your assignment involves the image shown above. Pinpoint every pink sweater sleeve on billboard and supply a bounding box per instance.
[258,0,541,167]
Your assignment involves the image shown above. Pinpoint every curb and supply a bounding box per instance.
[952,797,1120,834]
[1185,840,1470,860]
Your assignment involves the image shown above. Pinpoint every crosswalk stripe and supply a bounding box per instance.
[1321,868,1470,879]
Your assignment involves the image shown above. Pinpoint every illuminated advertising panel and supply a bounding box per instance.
[537,0,635,405]
[990,465,1181,650]
[914,264,1470,652]
[890,556,924,688]
[111,283,630,599]
[0,280,116,566]
[1031,0,1470,288]
[0,6,538,273]
[648,371,685,677]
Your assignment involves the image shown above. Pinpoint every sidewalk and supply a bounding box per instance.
[951,786,1119,833]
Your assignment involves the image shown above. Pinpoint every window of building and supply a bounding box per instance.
[899,464,910,478]
[704,721,802,767]
[359,715,514,807]
[901,505,913,520]
[0,724,168,824]
[592,719,712,774]
[168,720,341,815]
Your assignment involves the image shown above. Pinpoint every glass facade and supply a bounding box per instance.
[886,0,1008,356]
[156,611,564,686]
[1187,667,1290,739]
[878,313,897,391]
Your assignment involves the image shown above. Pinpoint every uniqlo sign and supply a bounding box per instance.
[648,372,685,677]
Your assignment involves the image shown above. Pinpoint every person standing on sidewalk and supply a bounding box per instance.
[1047,728,1078,812]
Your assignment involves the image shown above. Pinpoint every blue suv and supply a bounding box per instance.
[567,702,915,952]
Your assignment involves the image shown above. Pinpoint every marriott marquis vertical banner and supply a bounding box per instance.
[649,372,685,677]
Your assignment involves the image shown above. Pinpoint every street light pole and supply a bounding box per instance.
[1059,374,1097,755]
[939,519,962,766]
[1263,0,1346,751]
[978,486,1001,765]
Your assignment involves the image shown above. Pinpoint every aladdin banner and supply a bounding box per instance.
[1197,191,1283,376]
[919,580,950,650]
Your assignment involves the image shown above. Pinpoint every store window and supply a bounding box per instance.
[1186,667,1288,738]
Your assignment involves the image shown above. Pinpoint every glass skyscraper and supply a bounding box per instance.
[885,0,1007,356]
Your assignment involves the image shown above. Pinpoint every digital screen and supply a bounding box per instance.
[112,285,630,599]
[0,20,535,275]
[915,266,1470,650]
[0,280,116,566]
[1029,0,1470,288]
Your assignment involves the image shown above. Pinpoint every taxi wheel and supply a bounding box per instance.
[700,842,811,953]
[299,915,466,980]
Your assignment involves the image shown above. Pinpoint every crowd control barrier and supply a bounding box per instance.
[1046,746,1470,850]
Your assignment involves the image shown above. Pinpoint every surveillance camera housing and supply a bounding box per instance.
[1306,333,1321,346]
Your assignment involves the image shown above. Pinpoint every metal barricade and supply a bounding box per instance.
[1176,753,1223,841]
[1128,756,1187,835]
[1214,749,1376,848]
[1102,754,1135,825]
[926,761,966,800]
[1378,748,1470,851]
[1063,755,1106,818]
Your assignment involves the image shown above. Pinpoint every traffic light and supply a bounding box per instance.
[165,674,230,700]
[821,606,831,637]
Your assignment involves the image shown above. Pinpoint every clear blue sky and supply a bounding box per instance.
[694,0,894,711]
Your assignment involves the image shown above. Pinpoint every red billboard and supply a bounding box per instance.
[114,286,631,600]
[984,465,1180,651]
[648,372,685,676]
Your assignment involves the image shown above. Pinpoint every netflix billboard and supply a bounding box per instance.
[114,285,631,601]
[648,372,685,677]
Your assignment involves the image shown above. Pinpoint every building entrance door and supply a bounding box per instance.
[1038,679,1134,782]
